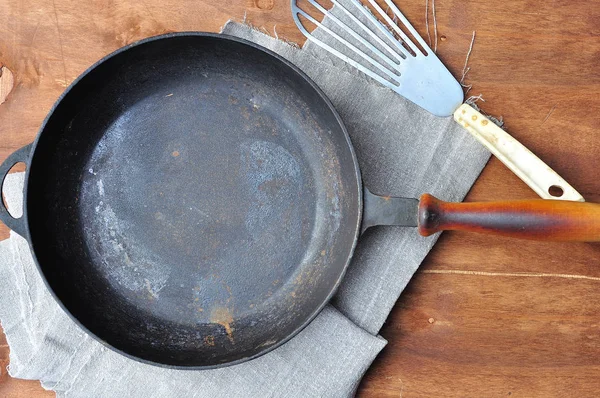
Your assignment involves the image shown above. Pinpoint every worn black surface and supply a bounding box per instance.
[21,34,362,367]
[361,188,419,233]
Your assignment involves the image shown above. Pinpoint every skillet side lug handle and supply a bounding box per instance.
[0,144,31,238]
[417,193,600,242]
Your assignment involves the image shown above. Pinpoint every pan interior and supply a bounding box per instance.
[26,35,361,367]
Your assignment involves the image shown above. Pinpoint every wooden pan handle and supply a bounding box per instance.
[418,194,600,241]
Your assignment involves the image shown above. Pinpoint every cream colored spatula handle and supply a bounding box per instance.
[454,104,584,202]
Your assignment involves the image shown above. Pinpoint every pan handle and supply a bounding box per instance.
[418,194,600,241]
[454,104,584,202]
[0,144,31,237]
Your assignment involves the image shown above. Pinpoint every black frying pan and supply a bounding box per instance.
[1,33,600,369]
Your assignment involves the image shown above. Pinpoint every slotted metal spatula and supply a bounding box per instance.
[291,0,584,202]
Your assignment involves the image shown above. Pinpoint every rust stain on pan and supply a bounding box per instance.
[210,307,235,344]
[204,335,215,346]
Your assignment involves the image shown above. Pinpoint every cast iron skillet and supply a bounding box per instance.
[1,33,599,369]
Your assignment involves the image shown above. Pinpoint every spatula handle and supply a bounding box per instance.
[454,104,584,202]
[418,194,600,241]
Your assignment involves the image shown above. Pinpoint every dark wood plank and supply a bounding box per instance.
[2,0,600,397]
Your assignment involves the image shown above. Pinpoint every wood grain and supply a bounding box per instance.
[1,0,600,397]
[0,66,14,105]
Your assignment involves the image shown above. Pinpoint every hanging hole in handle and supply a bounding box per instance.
[1,162,26,218]
[548,185,564,198]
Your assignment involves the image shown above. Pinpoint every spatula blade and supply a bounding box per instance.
[291,0,463,116]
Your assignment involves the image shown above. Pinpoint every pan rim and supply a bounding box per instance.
[22,31,363,369]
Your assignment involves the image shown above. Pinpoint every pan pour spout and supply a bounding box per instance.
[363,188,600,241]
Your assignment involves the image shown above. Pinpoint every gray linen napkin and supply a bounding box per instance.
[0,21,489,397]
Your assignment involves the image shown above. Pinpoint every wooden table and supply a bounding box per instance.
[2,0,600,396]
